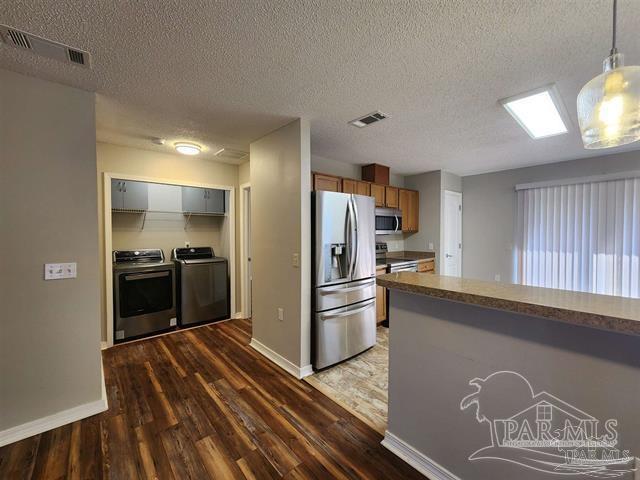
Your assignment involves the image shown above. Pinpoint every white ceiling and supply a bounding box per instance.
[2,0,639,175]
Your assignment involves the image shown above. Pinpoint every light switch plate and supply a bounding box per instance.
[44,262,77,280]
[292,253,300,267]
[277,307,284,321]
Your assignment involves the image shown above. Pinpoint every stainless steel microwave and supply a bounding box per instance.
[375,207,402,234]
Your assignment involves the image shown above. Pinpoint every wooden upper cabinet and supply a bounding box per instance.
[356,181,371,196]
[313,173,341,192]
[370,183,385,207]
[409,190,419,231]
[385,186,399,208]
[342,178,357,193]
[399,188,419,232]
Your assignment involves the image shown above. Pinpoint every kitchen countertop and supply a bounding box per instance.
[377,272,640,336]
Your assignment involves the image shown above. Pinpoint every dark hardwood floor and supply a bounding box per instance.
[0,319,422,479]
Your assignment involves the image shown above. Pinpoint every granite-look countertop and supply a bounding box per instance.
[377,272,640,336]
[384,251,435,261]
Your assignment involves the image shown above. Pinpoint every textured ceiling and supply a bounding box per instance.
[2,0,639,174]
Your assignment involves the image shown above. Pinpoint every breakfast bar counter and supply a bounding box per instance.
[377,272,640,336]
[376,273,640,480]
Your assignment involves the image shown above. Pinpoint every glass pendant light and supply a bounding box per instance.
[577,0,640,149]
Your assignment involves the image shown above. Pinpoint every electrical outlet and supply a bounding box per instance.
[185,241,190,247]
[292,253,299,268]
[428,242,434,250]
[494,274,501,282]
[277,307,284,321]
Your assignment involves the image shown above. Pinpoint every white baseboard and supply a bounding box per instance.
[0,360,109,448]
[382,431,460,480]
[250,338,313,379]
[0,395,107,447]
[232,312,246,319]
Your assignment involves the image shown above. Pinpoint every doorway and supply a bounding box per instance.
[240,183,252,318]
[442,190,462,277]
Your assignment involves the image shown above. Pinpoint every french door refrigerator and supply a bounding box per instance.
[312,190,376,369]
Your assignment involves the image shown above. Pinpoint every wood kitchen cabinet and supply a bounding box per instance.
[340,179,370,196]
[341,178,357,193]
[385,186,399,208]
[313,173,342,192]
[356,181,371,196]
[399,188,419,232]
[312,171,420,234]
[417,259,435,273]
[370,183,385,207]
[376,266,387,323]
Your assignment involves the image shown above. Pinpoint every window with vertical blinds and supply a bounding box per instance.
[514,175,640,298]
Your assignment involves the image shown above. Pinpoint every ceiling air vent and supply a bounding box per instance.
[349,111,390,128]
[215,148,248,160]
[6,28,31,49]
[67,48,86,65]
[0,24,91,68]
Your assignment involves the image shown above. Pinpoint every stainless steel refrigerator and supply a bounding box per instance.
[312,190,376,369]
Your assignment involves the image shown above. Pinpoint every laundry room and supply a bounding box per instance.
[96,141,247,347]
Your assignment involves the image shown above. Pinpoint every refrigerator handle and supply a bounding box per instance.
[352,196,359,276]
[346,198,355,279]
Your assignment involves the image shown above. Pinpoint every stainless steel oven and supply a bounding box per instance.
[375,207,402,234]
[113,249,176,342]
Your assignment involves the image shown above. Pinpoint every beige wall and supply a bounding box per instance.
[462,152,640,282]
[0,69,104,433]
[239,161,250,185]
[97,142,242,341]
[112,212,225,263]
[250,119,311,370]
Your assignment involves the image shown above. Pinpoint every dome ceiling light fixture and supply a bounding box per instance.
[577,0,640,149]
[174,142,202,155]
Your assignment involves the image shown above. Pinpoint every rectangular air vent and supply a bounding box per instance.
[0,25,91,68]
[215,148,248,160]
[67,48,86,65]
[349,111,390,128]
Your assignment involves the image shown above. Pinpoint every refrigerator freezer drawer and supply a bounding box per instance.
[316,278,376,312]
[313,299,376,369]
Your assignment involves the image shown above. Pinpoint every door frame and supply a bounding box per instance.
[441,190,462,277]
[103,172,236,348]
[239,182,251,319]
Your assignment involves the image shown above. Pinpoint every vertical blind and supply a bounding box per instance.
[514,176,640,298]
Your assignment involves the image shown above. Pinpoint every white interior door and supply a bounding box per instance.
[241,184,252,318]
[443,190,462,277]
[246,187,252,318]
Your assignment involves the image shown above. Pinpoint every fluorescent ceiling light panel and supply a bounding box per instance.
[501,86,569,139]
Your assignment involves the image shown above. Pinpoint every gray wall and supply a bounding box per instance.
[462,152,640,282]
[387,291,640,480]
[0,69,104,432]
[405,171,441,258]
[250,119,311,370]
